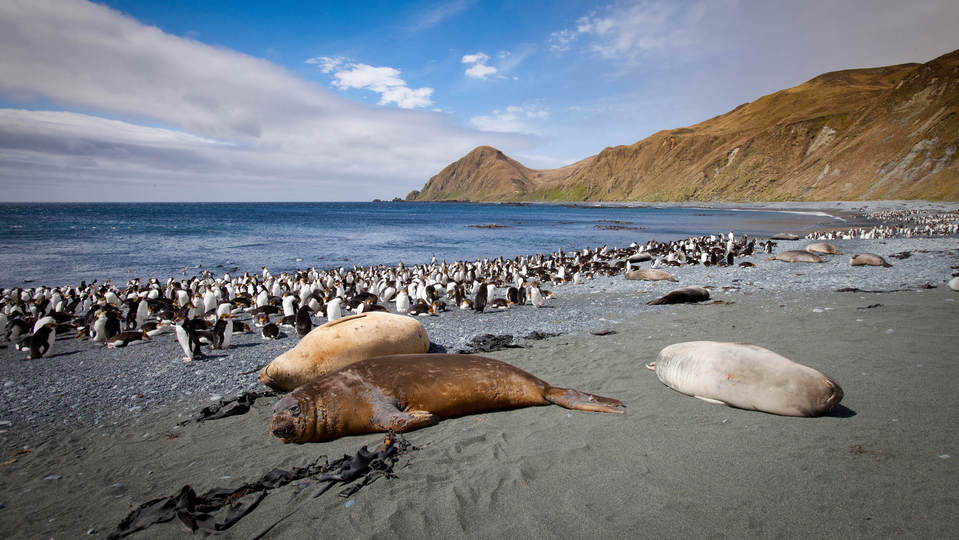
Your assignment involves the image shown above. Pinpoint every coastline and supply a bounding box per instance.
[0,203,957,538]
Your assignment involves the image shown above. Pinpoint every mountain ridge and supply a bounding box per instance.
[410,49,959,202]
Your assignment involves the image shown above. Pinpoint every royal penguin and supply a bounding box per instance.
[27,324,56,360]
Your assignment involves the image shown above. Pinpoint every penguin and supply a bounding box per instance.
[27,324,56,360]
[261,322,280,340]
[212,315,232,349]
[295,305,313,339]
[395,292,410,314]
[5,318,29,342]
[138,321,166,337]
[489,298,510,309]
[408,301,433,317]
[326,297,343,322]
[106,330,152,348]
[474,281,488,313]
[174,317,204,361]
[529,285,545,308]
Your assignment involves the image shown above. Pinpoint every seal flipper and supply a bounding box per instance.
[370,401,440,432]
[544,387,625,414]
[694,396,731,407]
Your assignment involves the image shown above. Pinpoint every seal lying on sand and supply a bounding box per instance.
[646,341,843,417]
[805,242,842,255]
[258,312,430,391]
[625,269,678,282]
[850,253,893,267]
[648,286,709,305]
[269,354,625,443]
[767,250,823,263]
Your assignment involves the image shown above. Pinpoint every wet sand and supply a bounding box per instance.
[1,283,957,539]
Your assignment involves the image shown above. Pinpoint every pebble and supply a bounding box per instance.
[44,475,62,481]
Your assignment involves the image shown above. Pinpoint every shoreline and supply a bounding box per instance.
[0,202,957,538]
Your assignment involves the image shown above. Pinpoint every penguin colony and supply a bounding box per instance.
[2,209,956,362]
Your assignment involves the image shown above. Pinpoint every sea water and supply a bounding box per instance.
[0,202,844,288]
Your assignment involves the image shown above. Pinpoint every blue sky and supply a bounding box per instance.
[1,0,958,201]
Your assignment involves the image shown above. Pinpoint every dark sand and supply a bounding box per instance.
[2,284,957,539]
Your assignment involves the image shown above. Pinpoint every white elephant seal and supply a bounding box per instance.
[646,341,843,417]
[258,312,430,391]
[850,253,892,267]
[767,250,823,263]
[625,269,678,282]
[805,242,842,255]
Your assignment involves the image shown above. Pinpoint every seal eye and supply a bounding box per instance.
[275,396,300,416]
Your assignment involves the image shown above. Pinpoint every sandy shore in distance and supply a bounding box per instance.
[0,201,957,539]
[2,284,957,538]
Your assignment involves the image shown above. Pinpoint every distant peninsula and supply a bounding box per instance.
[409,48,959,202]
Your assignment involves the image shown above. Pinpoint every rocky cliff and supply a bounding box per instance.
[413,49,959,202]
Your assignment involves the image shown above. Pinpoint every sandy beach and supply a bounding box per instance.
[1,206,957,539]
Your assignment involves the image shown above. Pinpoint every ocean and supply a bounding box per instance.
[0,202,846,288]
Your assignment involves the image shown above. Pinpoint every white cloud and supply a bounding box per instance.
[412,0,472,31]
[0,0,532,201]
[548,28,578,53]
[550,1,714,62]
[310,61,434,109]
[462,52,490,64]
[470,105,549,134]
[305,56,345,74]
[465,64,498,79]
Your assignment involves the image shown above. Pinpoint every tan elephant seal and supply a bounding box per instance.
[269,353,625,443]
[646,341,843,417]
[805,242,842,255]
[258,312,430,391]
[850,253,892,267]
[625,269,678,282]
[648,286,709,305]
[767,250,823,263]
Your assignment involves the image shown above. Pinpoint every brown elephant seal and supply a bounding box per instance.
[258,312,430,391]
[269,354,625,443]
[648,286,709,305]
[646,341,843,417]
[805,242,842,255]
[850,253,892,267]
[767,250,823,263]
[625,269,678,282]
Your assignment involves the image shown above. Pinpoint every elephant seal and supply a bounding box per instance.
[850,253,892,267]
[258,312,430,391]
[647,341,843,417]
[949,276,959,291]
[625,269,678,282]
[648,286,709,305]
[269,354,625,443]
[805,242,842,255]
[767,250,823,263]
[770,233,800,240]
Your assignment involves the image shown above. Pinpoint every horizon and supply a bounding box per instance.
[2,0,958,203]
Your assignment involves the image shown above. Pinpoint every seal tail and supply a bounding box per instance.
[544,387,625,414]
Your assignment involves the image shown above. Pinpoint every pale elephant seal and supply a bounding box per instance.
[625,269,678,282]
[850,253,892,267]
[647,341,843,417]
[269,354,626,443]
[805,242,842,255]
[770,233,800,240]
[258,312,430,391]
[648,286,709,305]
[767,250,823,263]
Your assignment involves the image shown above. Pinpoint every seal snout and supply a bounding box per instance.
[270,396,302,442]
[822,376,844,413]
